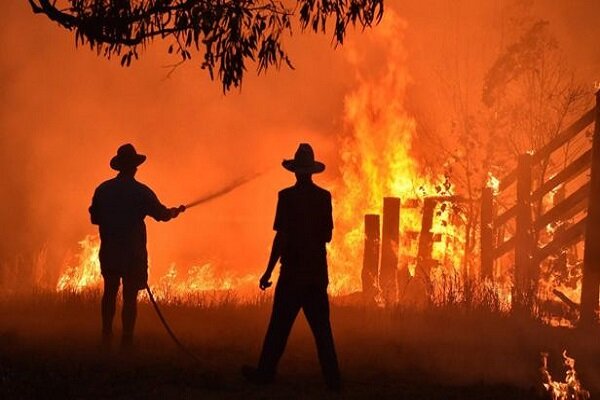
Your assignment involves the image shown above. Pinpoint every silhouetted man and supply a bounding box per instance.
[243,143,341,391]
[89,143,185,348]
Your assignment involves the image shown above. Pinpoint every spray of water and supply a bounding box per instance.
[184,172,264,209]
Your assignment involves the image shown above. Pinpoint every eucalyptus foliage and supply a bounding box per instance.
[29,0,384,91]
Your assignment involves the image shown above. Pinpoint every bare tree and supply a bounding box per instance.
[480,11,592,309]
[483,19,590,217]
[483,21,589,159]
[413,3,590,282]
[28,0,384,91]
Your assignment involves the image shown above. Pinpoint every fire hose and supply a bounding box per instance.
[145,284,202,363]
[143,172,263,362]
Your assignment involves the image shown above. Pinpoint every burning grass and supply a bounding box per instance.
[1,290,599,399]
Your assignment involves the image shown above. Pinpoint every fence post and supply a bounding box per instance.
[551,185,569,277]
[380,197,400,305]
[480,186,495,280]
[514,153,534,310]
[416,198,436,278]
[580,90,600,327]
[362,214,380,300]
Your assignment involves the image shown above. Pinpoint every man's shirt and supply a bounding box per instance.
[274,181,333,286]
[89,174,172,275]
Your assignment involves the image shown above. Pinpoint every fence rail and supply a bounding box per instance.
[480,92,599,325]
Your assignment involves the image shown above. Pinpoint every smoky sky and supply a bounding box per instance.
[0,1,355,286]
[1,0,599,288]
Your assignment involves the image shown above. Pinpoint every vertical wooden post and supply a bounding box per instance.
[580,90,600,327]
[362,214,380,299]
[416,198,436,277]
[396,238,412,299]
[551,185,569,277]
[380,197,400,305]
[514,153,534,309]
[480,186,495,280]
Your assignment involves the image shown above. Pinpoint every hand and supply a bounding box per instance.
[259,272,272,291]
[170,205,186,218]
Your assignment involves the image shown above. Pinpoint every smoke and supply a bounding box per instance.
[0,2,352,289]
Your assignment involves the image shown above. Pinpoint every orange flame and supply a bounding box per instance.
[329,10,466,297]
[152,263,257,301]
[56,235,258,300]
[486,172,500,195]
[58,10,585,315]
[56,235,102,292]
[56,11,469,301]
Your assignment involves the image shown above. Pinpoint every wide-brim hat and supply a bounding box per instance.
[282,143,325,174]
[110,143,146,171]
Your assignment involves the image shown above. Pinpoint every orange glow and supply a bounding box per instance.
[36,3,592,320]
[55,11,468,302]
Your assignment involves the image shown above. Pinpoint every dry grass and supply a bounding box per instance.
[1,290,599,399]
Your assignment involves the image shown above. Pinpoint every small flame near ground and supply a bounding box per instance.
[56,235,101,292]
[56,235,260,301]
[541,351,590,400]
[152,262,257,300]
[55,234,357,299]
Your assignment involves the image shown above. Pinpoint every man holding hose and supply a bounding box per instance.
[89,143,185,349]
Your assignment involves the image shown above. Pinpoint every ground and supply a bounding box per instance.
[0,292,599,399]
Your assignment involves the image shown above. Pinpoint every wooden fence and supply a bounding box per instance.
[361,195,463,305]
[480,91,600,324]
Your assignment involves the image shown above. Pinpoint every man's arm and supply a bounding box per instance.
[89,190,100,225]
[260,231,285,290]
[144,187,185,221]
[260,191,286,290]
[324,191,333,243]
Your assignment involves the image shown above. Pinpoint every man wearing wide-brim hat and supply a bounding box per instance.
[89,143,185,349]
[243,143,341,392]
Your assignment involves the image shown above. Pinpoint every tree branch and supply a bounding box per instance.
[28,0,384,91]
